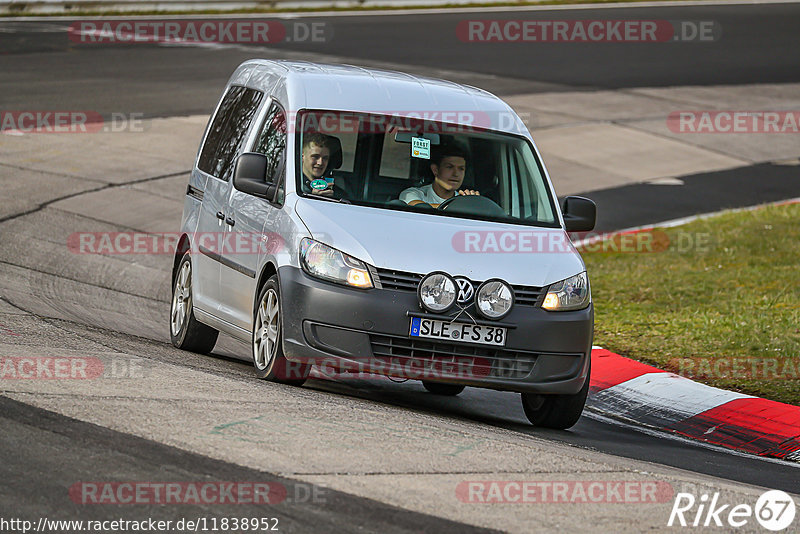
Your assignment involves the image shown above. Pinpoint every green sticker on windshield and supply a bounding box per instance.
[411,137,430,160]
[310,179,328,190]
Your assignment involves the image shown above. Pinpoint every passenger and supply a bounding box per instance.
[399,145,479,207]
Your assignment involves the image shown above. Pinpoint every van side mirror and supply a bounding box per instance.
[562,196,596,232]
[233,153,278,201]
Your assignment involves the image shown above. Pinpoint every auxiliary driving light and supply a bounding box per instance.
[475,279,514,319]
[417,272,457,313]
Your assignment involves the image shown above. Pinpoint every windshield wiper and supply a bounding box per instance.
[306,194,351,204]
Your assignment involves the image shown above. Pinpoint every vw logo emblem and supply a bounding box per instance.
[454,277,474,305]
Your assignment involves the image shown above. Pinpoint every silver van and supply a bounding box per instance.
[170,60,597,429]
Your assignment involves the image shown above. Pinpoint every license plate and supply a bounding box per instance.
[409,317,507,347]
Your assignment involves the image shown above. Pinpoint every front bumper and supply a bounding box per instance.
[278,265,593,394]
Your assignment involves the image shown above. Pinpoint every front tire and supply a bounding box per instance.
[252,276,309,385]
[521,364,590,430]
[170,253,219,353]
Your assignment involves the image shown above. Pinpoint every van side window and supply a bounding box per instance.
[198,86,263,181]
[253,101,287,204]
[253,102,287,185]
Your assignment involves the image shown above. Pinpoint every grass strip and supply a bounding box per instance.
[581,201,800,406]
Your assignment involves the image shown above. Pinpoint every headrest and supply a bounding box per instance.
[325,134,343,171]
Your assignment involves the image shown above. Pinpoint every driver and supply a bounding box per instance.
[399,145,479,208]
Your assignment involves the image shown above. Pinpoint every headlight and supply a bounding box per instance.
[542,272,591,311]
[476,279,514,319]
[417,272,457,313]
[299,238,373,289]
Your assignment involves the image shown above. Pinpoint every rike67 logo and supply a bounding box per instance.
[669,490,796,531]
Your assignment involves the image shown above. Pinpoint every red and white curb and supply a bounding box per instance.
[587,348,800,462]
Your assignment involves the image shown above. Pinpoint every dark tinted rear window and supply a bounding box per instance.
[198,86,263,181]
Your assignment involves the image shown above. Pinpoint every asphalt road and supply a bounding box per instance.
[302,373,800,494]
[1,3,799,530]
[0,396,495,533]
[1,3,799,117]
[591,162,800,232]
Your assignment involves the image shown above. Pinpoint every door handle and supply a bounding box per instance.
[225,217,235,227]
[216,211,225,220]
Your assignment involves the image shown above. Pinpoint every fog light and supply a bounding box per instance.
[476,279,514,319]
[418,272,457,313]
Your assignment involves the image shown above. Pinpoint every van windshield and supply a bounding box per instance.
[295,110,559,228]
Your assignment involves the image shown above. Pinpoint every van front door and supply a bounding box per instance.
[217,100,288,332]
[193,85,264,322]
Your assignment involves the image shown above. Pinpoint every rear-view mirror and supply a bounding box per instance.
[562,196,597,232]
[233,153,278,201]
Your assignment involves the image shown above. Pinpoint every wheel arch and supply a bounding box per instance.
[172,233,192,284]
[254,261,278,311]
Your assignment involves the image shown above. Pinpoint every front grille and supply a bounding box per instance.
[374,269,422,292]
[512,286,544,307]
[374,268,544,307]
[369,333,538,380]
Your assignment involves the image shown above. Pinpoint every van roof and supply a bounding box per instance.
[235,59,528,137]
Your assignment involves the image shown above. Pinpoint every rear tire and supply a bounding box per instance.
[170,253,218,354]
[422,381,466,396]
[252,276,309,385]
[521,363,590,430]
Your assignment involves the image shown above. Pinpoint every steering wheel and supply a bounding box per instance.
[437,194,506,217]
